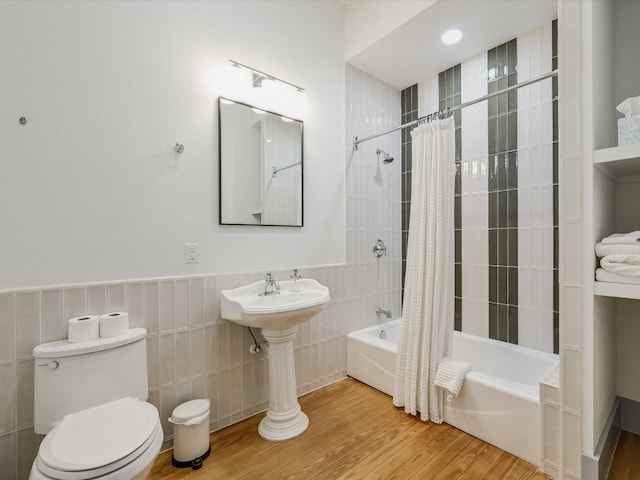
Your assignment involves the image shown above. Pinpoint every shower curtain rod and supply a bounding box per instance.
[352,69,558,151]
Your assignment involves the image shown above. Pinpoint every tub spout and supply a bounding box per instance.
[376,307,391,318]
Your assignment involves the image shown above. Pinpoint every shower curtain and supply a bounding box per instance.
[393,117,455,423]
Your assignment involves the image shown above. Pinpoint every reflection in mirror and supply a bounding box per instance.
[218,97,303,226]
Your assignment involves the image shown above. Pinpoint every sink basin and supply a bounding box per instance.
[219,277,330,441]
[220,278,330,330]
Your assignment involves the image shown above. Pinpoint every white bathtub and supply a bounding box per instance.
[347,319,558,467]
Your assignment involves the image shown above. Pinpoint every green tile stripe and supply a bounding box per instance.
[438,65,462,331]
[401,84,418,296]
[488,38,518,345]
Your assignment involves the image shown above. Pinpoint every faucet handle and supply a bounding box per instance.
[290,269,301,280]
[265,272,275,281]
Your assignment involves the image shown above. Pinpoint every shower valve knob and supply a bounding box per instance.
[373,239,387,257]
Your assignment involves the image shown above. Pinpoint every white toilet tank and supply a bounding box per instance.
[33,328,149,435]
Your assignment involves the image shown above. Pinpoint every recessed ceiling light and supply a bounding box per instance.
[441,28,463,45]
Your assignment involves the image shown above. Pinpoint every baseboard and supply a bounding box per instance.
[620,397,640,435]
[581,397,621,480]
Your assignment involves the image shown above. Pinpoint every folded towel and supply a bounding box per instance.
[602,231,640,245]
[596,268,640,285]
[434,357,471,398]
[595,243,640,257]
[600,255,640,276]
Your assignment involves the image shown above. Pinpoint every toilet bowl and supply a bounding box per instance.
[30,398,163,480]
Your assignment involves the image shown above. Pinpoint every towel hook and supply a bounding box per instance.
[174,143,184,154]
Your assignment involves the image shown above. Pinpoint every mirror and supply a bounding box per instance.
[218,97,303,226]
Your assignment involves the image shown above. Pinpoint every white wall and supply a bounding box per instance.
[0,1,345,290]
[0,63,401,480]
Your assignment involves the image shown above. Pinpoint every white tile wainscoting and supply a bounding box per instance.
[0,262,402,477]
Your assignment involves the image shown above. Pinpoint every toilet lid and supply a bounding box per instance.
[38,398,159,475]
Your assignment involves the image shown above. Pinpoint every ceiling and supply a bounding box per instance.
[347,0,558,91]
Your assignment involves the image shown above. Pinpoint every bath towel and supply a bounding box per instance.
[596,268,640,285]
[601,231,640,245]
[434,357,471,398]
[600,255,640,276]
[595,243,640,257]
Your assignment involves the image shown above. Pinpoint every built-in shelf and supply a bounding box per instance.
[594,143,640,180]
[594,281,640,300]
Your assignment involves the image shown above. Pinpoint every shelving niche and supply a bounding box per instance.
[593,144,640,300]
[594,143,640,181]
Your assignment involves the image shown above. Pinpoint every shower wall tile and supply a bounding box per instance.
[557,3,583,477]
[346,64,402,325]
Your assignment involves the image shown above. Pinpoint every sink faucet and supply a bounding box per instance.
[260,272,280,296]
[376,307,392,319]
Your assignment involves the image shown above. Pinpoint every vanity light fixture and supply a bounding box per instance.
[441,28,463,45]
[229,59,305,93]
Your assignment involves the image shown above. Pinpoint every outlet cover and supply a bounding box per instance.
[184,243,199,264]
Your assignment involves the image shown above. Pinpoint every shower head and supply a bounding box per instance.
[376,148,394,164]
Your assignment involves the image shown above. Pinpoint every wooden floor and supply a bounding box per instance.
[149,378,547,480]
[609,431,640,479]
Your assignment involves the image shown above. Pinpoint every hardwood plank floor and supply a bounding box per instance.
[149,378,547,480]
[609,431,640,479]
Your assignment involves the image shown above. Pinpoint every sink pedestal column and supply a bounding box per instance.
[259,326,308,441]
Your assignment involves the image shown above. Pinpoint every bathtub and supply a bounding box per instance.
[347,319,558,467]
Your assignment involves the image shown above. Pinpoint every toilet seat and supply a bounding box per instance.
[35,398,160,480]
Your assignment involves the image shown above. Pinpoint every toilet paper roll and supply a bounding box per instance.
[99,312,130,338]
[68,315,100,343]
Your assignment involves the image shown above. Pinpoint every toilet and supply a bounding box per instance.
[30,328,163,480]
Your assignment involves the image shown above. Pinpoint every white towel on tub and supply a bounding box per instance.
[434,357,471,398]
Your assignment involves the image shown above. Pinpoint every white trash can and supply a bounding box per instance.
[169,399,211,470]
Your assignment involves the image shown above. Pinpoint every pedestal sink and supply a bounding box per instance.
[220,277,330,441]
